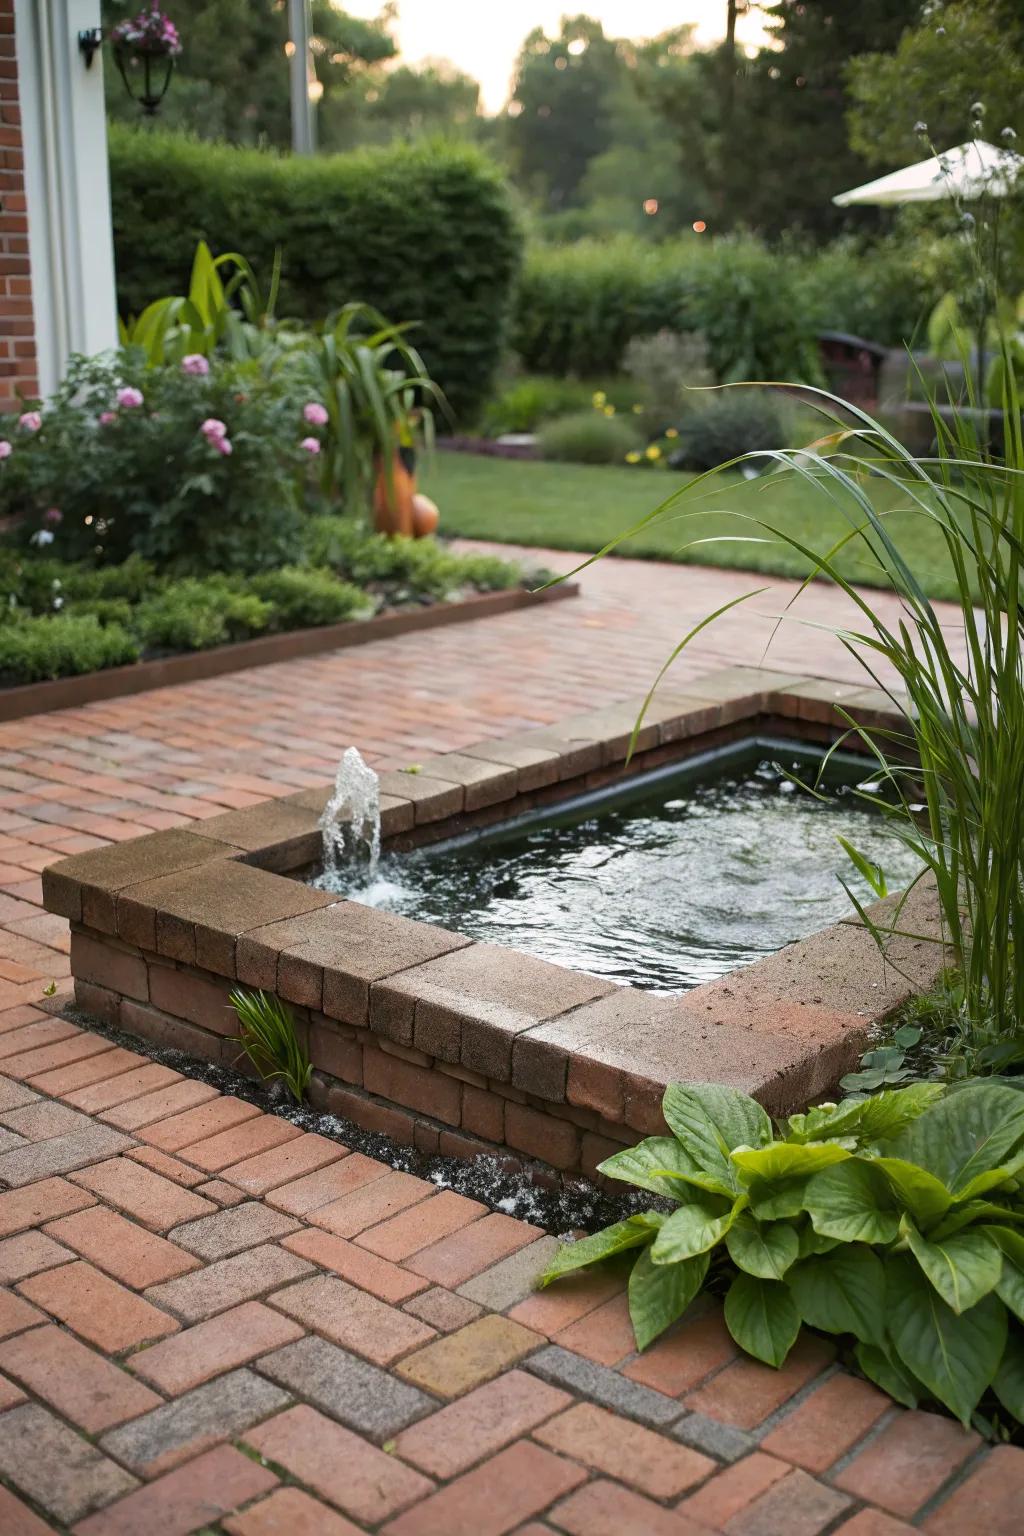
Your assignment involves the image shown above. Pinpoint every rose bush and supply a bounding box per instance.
[0,352,329,573]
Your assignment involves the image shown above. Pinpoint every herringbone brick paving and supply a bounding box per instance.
[0,546,1007,1532]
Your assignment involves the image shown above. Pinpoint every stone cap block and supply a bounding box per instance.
[681,666,808,725]
[412,753,519,812]
[115,860,335,976]
[773,678,876,725]
[687,877,943,1031]
[377,771,464,824]
[370,942,614,1079]
[459,736,562,793]
[189,798,322,871]
[43,829,244,930]
[546,703,662,766]
[285,786,415,838]
[237,901,471,1022]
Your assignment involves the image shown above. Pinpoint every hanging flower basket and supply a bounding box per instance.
[110,3,182,116]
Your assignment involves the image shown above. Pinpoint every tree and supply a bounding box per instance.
[847,0,1024,167]
[320,61,481,151]
[505,16,625,210]
[719,0,922,239]
[101,0,396,146]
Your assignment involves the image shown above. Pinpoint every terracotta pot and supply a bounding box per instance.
[373,445,416,537]
[411,492,440,539]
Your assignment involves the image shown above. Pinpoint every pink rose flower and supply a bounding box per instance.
[99,411,118,426]
[0,441,11,460]
[18,411,41,432]
[214,437,233,457]
[43,507,63,527]
[300,436,321,455]
[200,417,228,441]
[116,386,144,409]
[303,402,328,426]
[181,354,210,376]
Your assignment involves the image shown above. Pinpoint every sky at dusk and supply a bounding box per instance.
[342,2,771,112]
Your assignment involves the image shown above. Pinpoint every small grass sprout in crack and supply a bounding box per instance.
[228,988,311,1104]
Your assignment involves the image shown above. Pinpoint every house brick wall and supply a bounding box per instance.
[0,0,38,413]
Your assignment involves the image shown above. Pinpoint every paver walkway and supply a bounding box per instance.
[0,546,1006,1532]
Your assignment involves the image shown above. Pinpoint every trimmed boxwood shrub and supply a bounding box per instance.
[108,127,523,421]
[0,616,140,684]
[538,410,643,465]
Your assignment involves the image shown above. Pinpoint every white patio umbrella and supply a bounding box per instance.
[834,140,1024,409]
[833,139,1023,207]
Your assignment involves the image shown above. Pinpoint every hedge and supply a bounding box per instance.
[510,234,937,382]
[108,127,523,421]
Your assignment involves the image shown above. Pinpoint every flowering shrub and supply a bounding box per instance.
[0,353,329,573]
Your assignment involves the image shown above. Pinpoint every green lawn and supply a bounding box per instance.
[422,452,962,602]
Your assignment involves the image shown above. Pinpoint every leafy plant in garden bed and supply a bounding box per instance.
[542,1080,1024,1431]
[0,536,522,685]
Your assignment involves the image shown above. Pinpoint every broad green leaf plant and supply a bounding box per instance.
[541,1080,1024,1428]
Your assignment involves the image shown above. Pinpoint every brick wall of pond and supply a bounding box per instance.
[70,927,638,1183]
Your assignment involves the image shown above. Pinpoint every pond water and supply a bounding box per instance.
[319,740,924,994]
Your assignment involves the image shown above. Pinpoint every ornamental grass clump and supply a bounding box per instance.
[229,990,311,1105]
[542,1080,1024,1429]
[570,359,1024,1069]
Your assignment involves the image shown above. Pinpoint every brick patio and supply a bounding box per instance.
[0,547,1013,1532]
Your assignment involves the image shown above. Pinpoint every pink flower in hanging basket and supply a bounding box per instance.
[111,3,182,58]
[99,411,118,426]
[300,437,321,455]
[181,354,209,376]
[116,386,144,409]
[0,441,11,460]
[18,411,41,432]
[303,402,328,427]
[200,417,228,442]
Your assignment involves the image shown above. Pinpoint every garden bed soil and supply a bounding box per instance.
[46,666,947,1185]
[0,582,577,723]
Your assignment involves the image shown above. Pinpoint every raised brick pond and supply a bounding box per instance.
[45,666,944,1184]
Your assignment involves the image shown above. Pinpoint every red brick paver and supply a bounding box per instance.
[0,547,993,1533]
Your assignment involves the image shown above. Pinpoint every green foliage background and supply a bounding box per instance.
[511,234,939,381]
[108,127,523,421]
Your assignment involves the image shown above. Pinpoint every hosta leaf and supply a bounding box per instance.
[725,1214,800,1280]
[881,1082,1024,1198]
[662,1083,771,1194]
[855,1341,922,1409]
[724,1274,801,1367]
[540,1213,663,1286]
[887,1255,1007,1424]
[904,1223,1003,1314]
[805,1159,900,1244]
[872,1157,952,1227]
[731,1142,851,1181]
[928,1201,1023,1242]
[787,1085,944,1146]
[993,1329,1024,1421]
[787,1246,887,1345]
[628,1246,709,1351]
[651,1194,741,1265]
[599,1137,704,1200]
[797,1225,840,1258]
[992,1228,1024,1323]
[747,1175,808,1220]
[955,1146,1024,1205]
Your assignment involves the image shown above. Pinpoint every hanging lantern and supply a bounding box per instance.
[110,3,182,116]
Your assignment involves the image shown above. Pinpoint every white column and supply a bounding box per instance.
[15,0,119,397]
